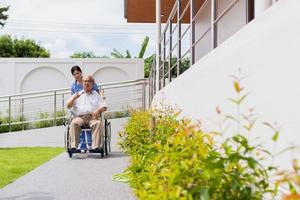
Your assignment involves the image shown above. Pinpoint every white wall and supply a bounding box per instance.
[255,0,273,17]
[0,58,144,120]
[194,0,248,61]
[194,0,212,60]
[0,58,144,95]
[153,0,300,169]
[216,0,247,45]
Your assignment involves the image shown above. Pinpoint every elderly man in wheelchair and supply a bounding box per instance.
[66,75,107,157]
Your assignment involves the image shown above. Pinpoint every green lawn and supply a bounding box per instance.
[0,147,64,188]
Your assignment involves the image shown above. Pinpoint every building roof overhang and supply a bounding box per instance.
[124,0,204,23]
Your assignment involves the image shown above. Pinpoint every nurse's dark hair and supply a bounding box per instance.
[71,66,82,74]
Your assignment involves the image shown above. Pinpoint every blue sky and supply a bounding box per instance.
[0,0,157,58]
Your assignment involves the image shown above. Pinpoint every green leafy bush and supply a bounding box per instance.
[119,108,276,200]
[119,70,279,200]
[119,108,208,199]
[0,109,66,133]
[55,109,66,126]
[34,110,66,128]
[34,112,53,128]
[0,111,29,133]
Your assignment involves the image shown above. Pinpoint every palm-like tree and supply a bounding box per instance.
[111,36,149,58]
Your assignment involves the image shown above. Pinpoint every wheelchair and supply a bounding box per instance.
[64,113,111,158]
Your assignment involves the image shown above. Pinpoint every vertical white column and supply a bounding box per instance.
[211,0,216,49]
[190,0,195,65]
[155,0,161,93]
[255,0,273,17]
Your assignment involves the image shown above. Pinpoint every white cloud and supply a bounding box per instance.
[4,0,125,24]
[73,35,109,56]
[44,39,71,58]
[41,35,110,58]
[0,0,157,58]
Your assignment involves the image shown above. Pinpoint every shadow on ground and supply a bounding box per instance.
[65,151,129,160]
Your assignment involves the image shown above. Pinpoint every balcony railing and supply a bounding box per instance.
[149,0,258,101]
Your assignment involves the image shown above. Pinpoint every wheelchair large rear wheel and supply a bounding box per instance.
[104,120,109,155]
[64,126,70,150]
[65,125,73,158]
[107,122,111,153]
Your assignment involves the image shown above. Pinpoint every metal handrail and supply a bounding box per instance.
[151,0,258,96]
[181,48,190,59]
[214,0,240,24]
[179,0,190,21]
[192,0,209,23]
[192,26,211,48]
[159,1,178,43]
[180,24,191,41]
[0,78,148,99]
[0,78,149,132]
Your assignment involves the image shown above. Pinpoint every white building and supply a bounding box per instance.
[125,0,300,170]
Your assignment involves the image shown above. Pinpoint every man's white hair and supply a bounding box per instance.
[83,75,95,83]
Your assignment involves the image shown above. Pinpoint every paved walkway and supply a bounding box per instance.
[0,118,135,200]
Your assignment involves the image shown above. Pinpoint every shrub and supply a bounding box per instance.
[0,109,66,133]
[0,112,29,133]
[119,108,211,199]
[34,112,53,128]
[119,108,276,200]
[34,110,66,128]
[55,109,66,126]
[276,159,300,200]
[119,70,279,199]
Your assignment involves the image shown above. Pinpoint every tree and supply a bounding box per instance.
[110,36,150,77]
[137,36,149,58]
[111,36,149,59]
[144,54,154,78]
[70,51,108,58]
[110,48,130,58]
[0,6,9,28]
[0,35,50,57]
[144,55,190,78]
[0,35,14,57]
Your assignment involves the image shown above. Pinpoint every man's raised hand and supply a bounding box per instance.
[74,91,82,99]
[92,111,100,119]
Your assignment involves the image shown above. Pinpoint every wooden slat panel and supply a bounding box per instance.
[126,0,203,23]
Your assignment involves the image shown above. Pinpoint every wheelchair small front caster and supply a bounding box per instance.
[68,150,73,158]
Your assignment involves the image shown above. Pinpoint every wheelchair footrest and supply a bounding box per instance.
[89,148,104,154]
[69,148,104,154]
[69,148,82,153]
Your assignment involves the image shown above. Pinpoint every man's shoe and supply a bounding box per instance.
[80,149,86,154]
